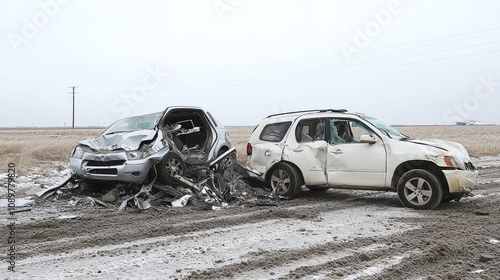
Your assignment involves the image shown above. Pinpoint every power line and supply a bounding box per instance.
[79,41,500,95]
[82,28,500,88]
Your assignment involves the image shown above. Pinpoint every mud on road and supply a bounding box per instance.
[2,163,500,280]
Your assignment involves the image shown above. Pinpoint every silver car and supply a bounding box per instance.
[70,106,232,184]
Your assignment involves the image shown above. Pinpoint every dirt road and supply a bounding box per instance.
[1,160,499,280]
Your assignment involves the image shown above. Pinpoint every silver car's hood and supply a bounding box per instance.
[80,130,157,151]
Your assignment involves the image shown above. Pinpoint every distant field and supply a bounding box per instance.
[0,126,499,173]
[396,125,500,158]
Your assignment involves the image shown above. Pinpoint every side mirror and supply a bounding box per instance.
[359,134,377,144]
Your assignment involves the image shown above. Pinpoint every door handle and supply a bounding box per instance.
[293,148,303,152]
[331,149,343,155]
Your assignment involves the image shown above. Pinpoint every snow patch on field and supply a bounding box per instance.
[0,164,70,199]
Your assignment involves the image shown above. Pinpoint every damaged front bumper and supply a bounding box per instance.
[70,150,166,184]
[442,169,479,193]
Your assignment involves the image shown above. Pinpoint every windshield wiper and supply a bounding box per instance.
[399,133,411,141]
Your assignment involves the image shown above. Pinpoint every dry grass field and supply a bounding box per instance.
[397,125,500,157]
[0,125,499,173]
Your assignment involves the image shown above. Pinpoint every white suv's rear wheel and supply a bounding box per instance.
[397,169,443,210]
[268,163,303,198]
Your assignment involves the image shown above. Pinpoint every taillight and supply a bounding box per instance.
[246,143,252,156]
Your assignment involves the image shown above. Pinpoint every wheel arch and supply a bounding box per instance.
[391,160,449,195]
[217,145,230,155]
[264,160,305,186]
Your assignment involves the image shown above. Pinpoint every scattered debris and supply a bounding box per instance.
[3,147,279,212]
[474,211,490,216]
[58,215,80,220]
[9,208,32,214]
[118,182,155,211]
[34,175,73,199]
[106,148,279,211]
[479,255,495,263]
[171,195,192,208]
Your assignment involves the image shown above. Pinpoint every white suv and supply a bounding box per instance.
[246,109,478,210]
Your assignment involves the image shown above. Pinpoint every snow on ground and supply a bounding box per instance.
[0,162,71,199]
[14,206,420,280]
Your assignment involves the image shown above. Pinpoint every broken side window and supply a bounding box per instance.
[328,118,374,144]
[259,122,291,142]
[295,118,325,143]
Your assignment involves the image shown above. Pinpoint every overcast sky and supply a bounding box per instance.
[1,0,500,127]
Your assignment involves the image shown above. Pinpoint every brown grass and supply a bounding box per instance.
[396,126,500,158]
[0,126,498,174]
[226,126,254,164]
[0,129,101,173]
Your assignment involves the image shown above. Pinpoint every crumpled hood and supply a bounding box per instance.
[409,139,471,162]
[80,130,157,151]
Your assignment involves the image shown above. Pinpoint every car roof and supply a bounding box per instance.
[264,109,364,122]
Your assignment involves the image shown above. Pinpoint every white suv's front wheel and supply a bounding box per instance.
[268,163,303,199]
[397,169,443,210]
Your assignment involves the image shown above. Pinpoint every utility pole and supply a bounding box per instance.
[69,86,78,128]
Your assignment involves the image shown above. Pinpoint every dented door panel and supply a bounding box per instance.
[282,141,328,185]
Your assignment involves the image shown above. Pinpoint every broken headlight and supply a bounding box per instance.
[443,155,466,170]
[72,145,91,159]
[126,151,144,160]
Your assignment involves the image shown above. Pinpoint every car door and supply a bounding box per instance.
[326,118,387,188]
[282,117,329,186]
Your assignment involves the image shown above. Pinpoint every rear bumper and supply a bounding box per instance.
[243,166,265,180]
[442,169,479,193]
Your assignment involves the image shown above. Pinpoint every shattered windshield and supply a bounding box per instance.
[103,112,162,135]
[362,116,407,140]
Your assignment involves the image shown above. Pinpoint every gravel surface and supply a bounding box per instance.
[1,160,499,280]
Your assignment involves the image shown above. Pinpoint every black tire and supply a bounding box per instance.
[397,169,443,210]
[157,152,187,184]
[268,163,303,198]
[307,186,330,192]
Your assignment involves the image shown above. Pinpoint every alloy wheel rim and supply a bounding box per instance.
[271,169,290,193]
[403,177,433,206]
